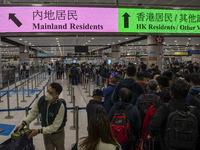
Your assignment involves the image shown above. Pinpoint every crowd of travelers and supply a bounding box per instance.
[81,61,200,150]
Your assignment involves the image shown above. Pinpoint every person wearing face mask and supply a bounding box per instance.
[86,89,107,124]
[15,82,66,150]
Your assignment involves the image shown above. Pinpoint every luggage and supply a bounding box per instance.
[0,128,34,150]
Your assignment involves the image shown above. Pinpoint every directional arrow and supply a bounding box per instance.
[122,12,130,28]
[9,13,22,27]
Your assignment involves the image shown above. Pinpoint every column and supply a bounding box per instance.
[191,45,200,63]
[0,37,2,89]
[111,45,120,63]
[19,45,29,64]
[147,35,163,70]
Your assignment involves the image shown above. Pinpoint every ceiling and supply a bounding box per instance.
[2,0,200,7]
[0,0,200,57]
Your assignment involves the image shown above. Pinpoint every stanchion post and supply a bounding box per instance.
[0,91,2,103]
[5,91,13,119]
[70,106,76,130]
[83,75,86,89]
[15,86,20,108]
[27,79,31,97]
[21,83,27,102]
[31,77,34,92]
[8,80,12,97]
[87,80,91,97]
[85,78,89,93]
[70,87,74,103]
[75,106,79,143]
[43,86,45,96]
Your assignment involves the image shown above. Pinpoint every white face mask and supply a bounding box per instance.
[45,92,53,101]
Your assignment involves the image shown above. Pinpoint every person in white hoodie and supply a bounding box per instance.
[77,114,121,150]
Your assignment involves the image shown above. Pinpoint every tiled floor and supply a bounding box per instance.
[0,73,96,150]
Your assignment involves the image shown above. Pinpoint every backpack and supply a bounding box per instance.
[138,94,160,123]
[165,105,198,150]
[111,104,132,144]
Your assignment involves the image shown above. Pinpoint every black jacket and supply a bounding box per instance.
[111,78,145,105]
[86,100,107,123]
[148,98,200,150]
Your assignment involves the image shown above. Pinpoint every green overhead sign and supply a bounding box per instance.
[118,8,200,33]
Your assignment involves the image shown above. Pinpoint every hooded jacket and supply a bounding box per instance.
[186,87,200,106]
[111,78,145,105]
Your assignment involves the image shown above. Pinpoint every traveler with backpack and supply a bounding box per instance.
[86,89,107,123]
[112,65,145,105]
[186,73,200,106]
[136,79,161,124]
[15,82,67,150]
[109,88,141,150]
[148,79,199,150]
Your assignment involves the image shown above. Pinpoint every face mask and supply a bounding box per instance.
[45,92,53,101]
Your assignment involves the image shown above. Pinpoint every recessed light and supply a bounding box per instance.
[91,38,94,40]
[188,38,191,40]
[197,44,199,45]
[24,41,27,43]
[29,43,32,45]
[125,38,129,40]
[118,40,121,42]
[19,38,22,40]
[174,40,177,42]
[56,38,59,40]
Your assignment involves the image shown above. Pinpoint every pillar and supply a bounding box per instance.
[147,35,163,70]
[111,45,120,63]
[19,45,29,64]
[191,45,200,63]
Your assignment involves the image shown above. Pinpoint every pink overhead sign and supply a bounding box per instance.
[0,7,118,33]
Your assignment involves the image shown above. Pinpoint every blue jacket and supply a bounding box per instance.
[111,78,145,105]
[186,87,200,105]
[103,85,116,113]
[109,102,141,136]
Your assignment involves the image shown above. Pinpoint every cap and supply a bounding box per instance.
[92,89,104,97]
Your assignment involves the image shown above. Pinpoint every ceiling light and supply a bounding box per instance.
[56,38,59,40]
[197,44,199,45]
[112,42,115,44]
[19,38,22,40]
[125,38,129,40]
[88,40,91,43]
[188,38,191,40]
[29,43,32,45]
[24,41,27,43]
[91,38,94,40]
[174,40,177,42]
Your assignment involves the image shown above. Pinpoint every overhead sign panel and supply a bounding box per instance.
[118,8,200,33]
[1,7,200,34]
[0,7,118,33]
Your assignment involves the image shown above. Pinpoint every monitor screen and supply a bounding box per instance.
[75,46,88,53]
[72,60,77,63]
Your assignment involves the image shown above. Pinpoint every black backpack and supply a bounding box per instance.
[165,105,198,150]
[138,94,160,123]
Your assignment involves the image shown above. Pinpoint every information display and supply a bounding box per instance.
[0,7,118,33]
[118,8,200,33]
[0,7,200,34]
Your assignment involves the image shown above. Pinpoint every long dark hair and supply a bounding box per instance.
[79,114,120,150]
